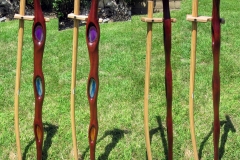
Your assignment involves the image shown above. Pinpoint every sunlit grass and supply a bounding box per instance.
[0,0,239,159]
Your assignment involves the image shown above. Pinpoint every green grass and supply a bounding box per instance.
[1,0,240,159]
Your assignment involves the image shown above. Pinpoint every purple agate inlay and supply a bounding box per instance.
[35,25,44,42]
[88,26,97,43]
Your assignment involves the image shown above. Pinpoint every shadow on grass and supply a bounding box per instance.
[22,122,58,160]
[80,128,130,160]
[198,115,236,159]
[148,116,168,160]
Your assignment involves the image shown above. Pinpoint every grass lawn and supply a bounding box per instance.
[0,0,239,159]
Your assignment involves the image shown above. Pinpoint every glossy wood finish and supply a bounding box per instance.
[211,0,221,159]
[32,0,46,159]
[162,0,173,159]
[14,0,26,159]
[86,0,100,159]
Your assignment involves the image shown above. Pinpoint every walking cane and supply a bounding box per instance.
[187,0,223,159]
[32,0,47,159]
[162,0,173,159]
[141,1,175,159]
[86,0,100,159]
[68,0,81,158]
[14,1,49,159]
[211,0,223,159]
[14,0,26,159]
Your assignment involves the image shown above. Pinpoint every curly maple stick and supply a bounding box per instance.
[32,0,46,159]
[144,1,153,160]
[14,0,26,159]
[86,0,100,159]
[70,0,80,159]
[211,0,221,159]
[189,0,199,159]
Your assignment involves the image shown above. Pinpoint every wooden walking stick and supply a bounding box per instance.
[211,0,222,159]
[187,1,200,159]
[162,0,173,159]
[141,1,175,159]
[86,0,100,159]
[14,1,49,159]
[14,0,26,159]
[187,0,223,159]
[68,1,102,159]
[68,0,81,159]
[32,0,46,159]
[142,1,154,159]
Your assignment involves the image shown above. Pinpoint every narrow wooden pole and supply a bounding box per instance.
[162,0,173,159]
[211,0,221,159]
[86,0,100,159]
[14,0,26,159]
[189,0,199,159]
[144,1,153,159]
[70,0,80,159]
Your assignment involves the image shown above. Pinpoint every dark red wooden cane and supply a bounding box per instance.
[211,0,221,159]
[163,0,173,159]
[86,0,100,159]
[32,0,46,159]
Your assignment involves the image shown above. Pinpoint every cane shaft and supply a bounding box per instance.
[32,0,46,159]
[212,0,221,159]
[144,1,153,160]
[70,0,80,159]
[14,0,26,159]
[189,0,199,159]
[163,0,173,159]
[86,0,99,159]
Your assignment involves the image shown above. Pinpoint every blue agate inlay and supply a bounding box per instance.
[36,77,43,96]
[35,25,44,42]
[89,78,96,98]
[88,26,97,43]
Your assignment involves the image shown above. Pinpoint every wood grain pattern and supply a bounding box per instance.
[211,0,221,159]
[32,0,46,159]
[162,0,173,159]
[86,0,100,159]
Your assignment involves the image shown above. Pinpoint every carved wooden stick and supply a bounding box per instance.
[14,0,26,159]
[162,0,173,159]
[86,0,100,159]
[211,0,221,159]
[32,0,46,159]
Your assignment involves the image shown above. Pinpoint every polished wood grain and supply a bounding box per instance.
[86,0,100,159]
[162,0,173,159]
[211,0,221,159]
[32,0,46,159]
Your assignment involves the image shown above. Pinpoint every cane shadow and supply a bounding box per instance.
[80,128,130,160]
[147,116,168,160]
[22,122,58,160]
[198,115,236,159]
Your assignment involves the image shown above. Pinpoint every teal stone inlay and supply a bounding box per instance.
[88,26,97,43]
[36,77,43,96]
[34,25,44,42]
[89,78,96,98]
